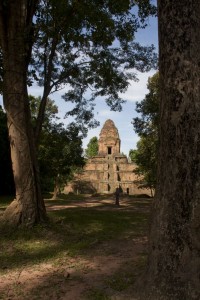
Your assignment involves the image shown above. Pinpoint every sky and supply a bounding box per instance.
[0,11,158,157]
[56,15,158,156]
[82,16,158,156]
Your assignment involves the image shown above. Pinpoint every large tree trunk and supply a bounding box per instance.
[0,1,47,226]
[143,1,200,299]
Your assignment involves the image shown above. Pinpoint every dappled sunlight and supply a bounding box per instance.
[0,240,147,300]
[45,195,152,212]
[0,195,151,299]
[0,241,63,272]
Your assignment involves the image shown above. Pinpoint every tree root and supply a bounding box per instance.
[2,199,22,226]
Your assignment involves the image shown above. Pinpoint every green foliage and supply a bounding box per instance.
[0,1,157,225]
[133,72,159,136]
[29,95,58,125]
[29,0,157,135]
[129,136,157,193]
[85,136,98,158]
[0,1,157,197]
[131,72,159,193]
[0,106,15,195]
[29,95,85,193]
[39,121,85,193]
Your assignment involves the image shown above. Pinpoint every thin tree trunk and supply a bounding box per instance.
[143,1,200,299]
[34,35,59,146]
[51,176,60,200]
[1,0,47,226]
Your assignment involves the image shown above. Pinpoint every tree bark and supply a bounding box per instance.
[143,1,200,299]
[0,1,47,226]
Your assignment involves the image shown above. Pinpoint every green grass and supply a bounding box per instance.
[0,195,152,300]
[57,193,86,200]
[0,208,148,273]
[0,193,85,208]
[0,195,150,275]
[85,288,110,300]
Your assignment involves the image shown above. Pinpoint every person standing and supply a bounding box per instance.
[115,187,120,206]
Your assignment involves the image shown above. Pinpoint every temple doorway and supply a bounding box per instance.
[107,147,112,154]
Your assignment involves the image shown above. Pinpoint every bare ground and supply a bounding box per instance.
[0,196,151,300]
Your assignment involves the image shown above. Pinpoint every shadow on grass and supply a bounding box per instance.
[0,202,150,273]
[0,253,147,300]
[45,196,151,212]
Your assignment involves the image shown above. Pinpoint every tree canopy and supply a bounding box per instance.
[85,136,99,158]
[39,121,85,198]
[30,96,85,196]
[133,72,159,136]
[31,0,157,141]
[130,72,159,193]
[0,0,157,226]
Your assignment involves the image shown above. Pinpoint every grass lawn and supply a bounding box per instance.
[0,194,151,300]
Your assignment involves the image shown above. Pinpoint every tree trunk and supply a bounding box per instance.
[0,1,47,226]
[143,1,200,299]
[51,176,60,200]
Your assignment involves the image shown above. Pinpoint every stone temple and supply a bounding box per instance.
[65,119,149,195]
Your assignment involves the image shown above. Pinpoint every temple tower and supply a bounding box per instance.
[64,119,151,196]
[98,119,121,155]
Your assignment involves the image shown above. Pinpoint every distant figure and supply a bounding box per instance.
[115,187,120,206]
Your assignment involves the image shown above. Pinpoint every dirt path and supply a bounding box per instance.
[0,197,150,300]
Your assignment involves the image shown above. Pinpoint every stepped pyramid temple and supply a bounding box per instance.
[64,119,150,195]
